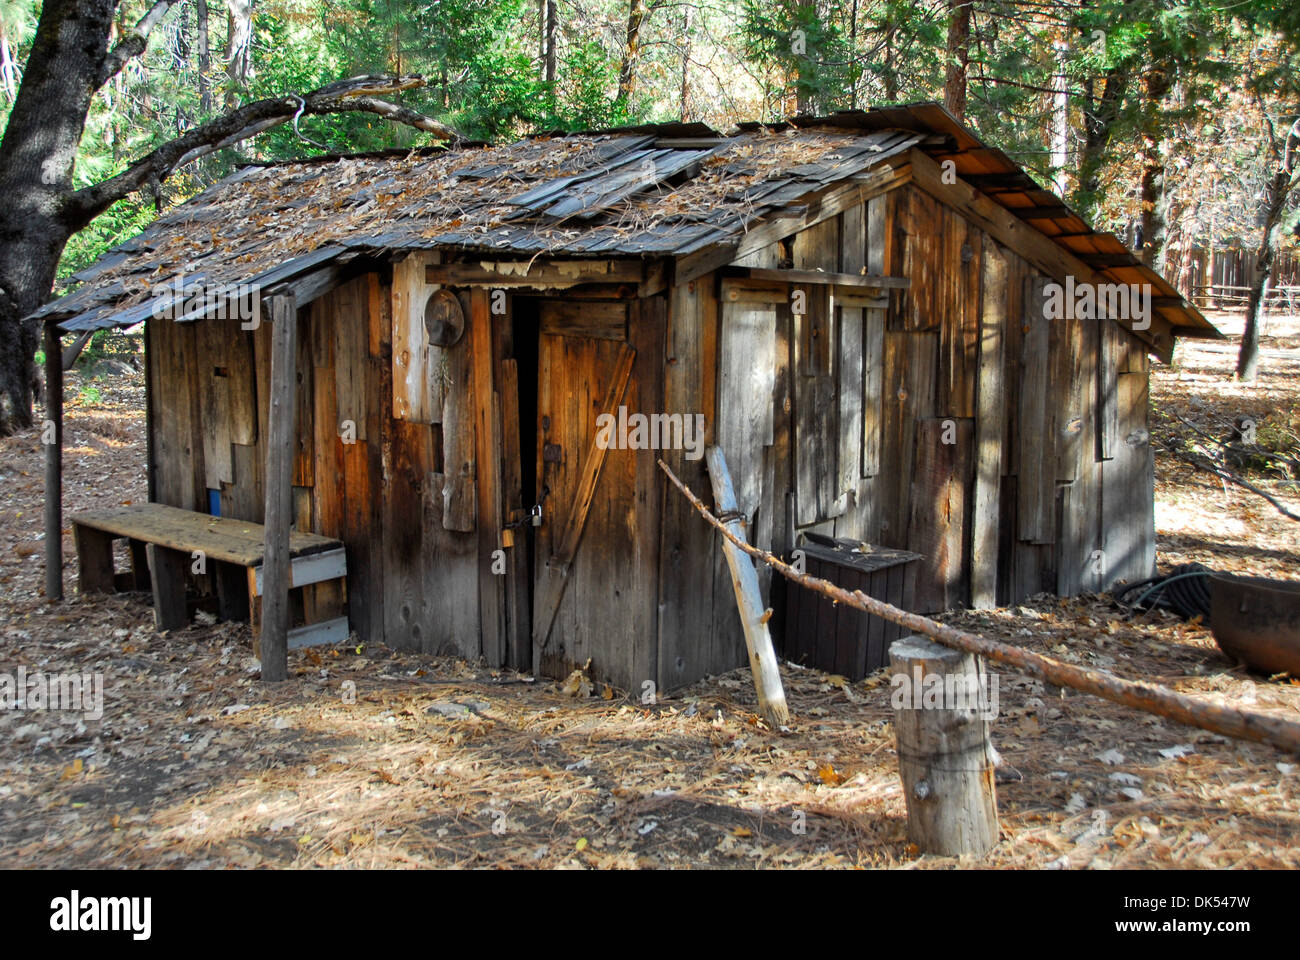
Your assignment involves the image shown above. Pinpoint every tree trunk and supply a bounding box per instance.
[1050,38,1069,195]
[848,0,858,109]
[1237,166,1296,381]
[224,0,253,109]
[0,0,118,435]
[884,28,896,102]
[0,26,17,101]
[1136,64,1171,272]
[615,0,649,112]
[544,0,557,87]
[795,0,812,115]
[1076,69,1128,221]
[943,0,971,120]
[197,0,212,114]
[679,5,691,121]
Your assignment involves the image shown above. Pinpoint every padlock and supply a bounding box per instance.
[531,504,543,527]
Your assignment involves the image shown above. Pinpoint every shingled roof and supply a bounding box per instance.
[33,101,1218,344]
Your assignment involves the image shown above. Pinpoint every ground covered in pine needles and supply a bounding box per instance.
[0,316,1297,869]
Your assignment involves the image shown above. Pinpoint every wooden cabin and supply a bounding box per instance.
[34,103,1220,693]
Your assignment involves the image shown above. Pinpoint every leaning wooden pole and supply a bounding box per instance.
[43,321,64,603]
[704,446,789,727]
[657,458,1300,755]
[260,295,298,682]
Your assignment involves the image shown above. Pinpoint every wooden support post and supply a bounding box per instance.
[261,295,298,682]
[43,321,63,602]
[146,543,190,631]
[889,635,998,857]
[705,445,790,727]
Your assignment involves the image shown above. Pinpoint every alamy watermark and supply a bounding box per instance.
[0,667,104,720]
[50,891,150,940]
[138,272,261,329]
[595,406,706,461]
[890,665,999,720]
[1043,276,1152,331]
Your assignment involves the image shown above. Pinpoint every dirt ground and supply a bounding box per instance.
[1,313,1297,870]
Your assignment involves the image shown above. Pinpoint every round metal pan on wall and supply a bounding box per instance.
[424,288,465,347]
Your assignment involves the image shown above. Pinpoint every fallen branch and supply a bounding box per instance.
[657,458,1300,756]
[1166,410,1300,479]
[1157,437,1300,521]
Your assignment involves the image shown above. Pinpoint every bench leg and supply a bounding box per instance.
[146,543,189,632]
[128,539,151,590]
[247,566,262,658]
[214,561,250,622]
[73,525,117,594]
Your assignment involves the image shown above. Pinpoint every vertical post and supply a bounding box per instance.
[43,321,64,602]
[261,296,298,682]
[889,635,998,857]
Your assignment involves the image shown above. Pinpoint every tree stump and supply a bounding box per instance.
[889,635,998,856]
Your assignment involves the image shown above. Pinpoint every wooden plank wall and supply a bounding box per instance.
[669,178,1160,676]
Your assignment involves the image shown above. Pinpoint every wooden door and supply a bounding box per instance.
[530,302,636,680]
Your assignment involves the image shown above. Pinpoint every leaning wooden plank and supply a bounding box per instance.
[532,343,637,671]
[705,446,790,728]
[260,294,299,682]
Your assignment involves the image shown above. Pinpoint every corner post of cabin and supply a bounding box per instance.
[260,294,298,682]
[43,319,64,603]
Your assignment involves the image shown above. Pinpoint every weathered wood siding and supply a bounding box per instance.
[657,178,1157,684]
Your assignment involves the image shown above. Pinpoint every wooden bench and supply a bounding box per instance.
[70,503,349,651]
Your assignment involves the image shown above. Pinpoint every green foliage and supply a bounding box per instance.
[739,0,859,116]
